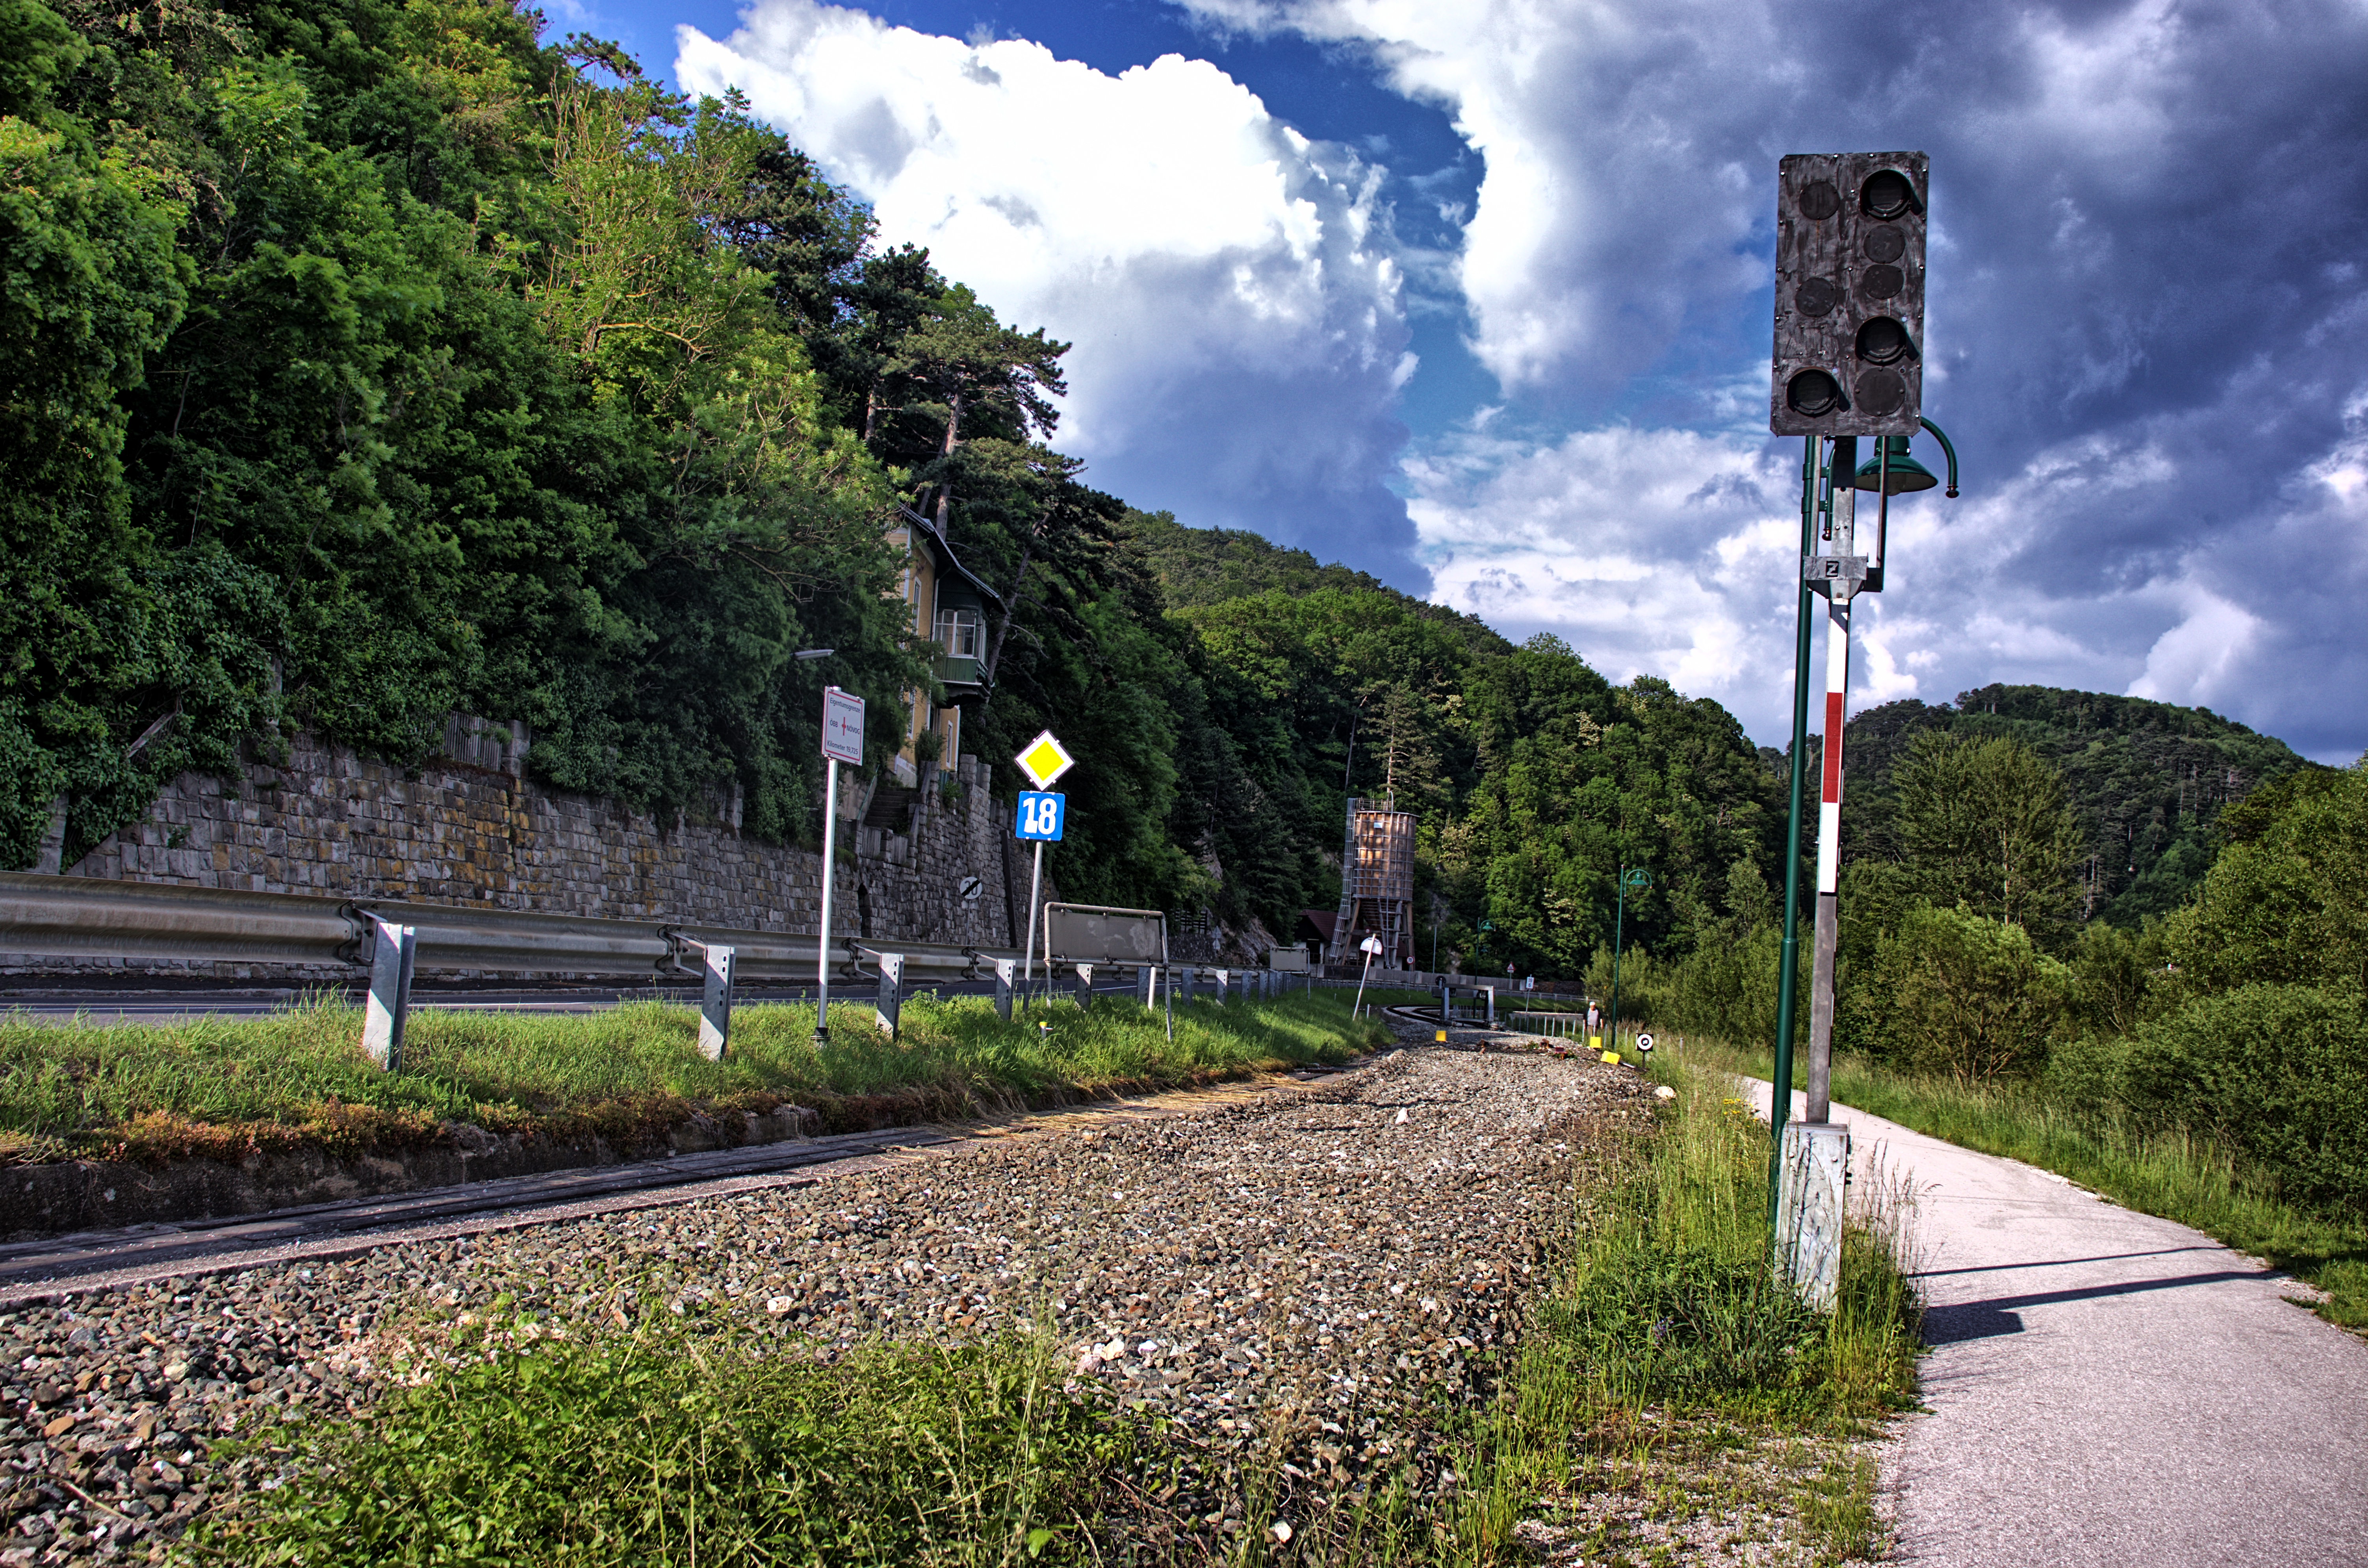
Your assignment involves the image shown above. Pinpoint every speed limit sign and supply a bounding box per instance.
[1636,1032,1655,1053]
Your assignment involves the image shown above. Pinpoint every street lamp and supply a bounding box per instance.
[1610,867,1649,1052]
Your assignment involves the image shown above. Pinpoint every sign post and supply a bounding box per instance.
[816,686,865,1045]
[1353,931,1383,1018]
[1012,730,1075,1005]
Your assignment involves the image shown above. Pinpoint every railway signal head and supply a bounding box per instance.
[1772,152,1928,437]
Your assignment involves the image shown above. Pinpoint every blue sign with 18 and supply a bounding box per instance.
[1015,791,1065,842]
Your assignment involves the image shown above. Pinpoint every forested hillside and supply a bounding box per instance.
[1836,686,2312,924]
[0,0,1797,977]
[2,0,2332,997]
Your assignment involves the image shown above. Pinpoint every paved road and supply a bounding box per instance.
[1745,1080,2368,1568]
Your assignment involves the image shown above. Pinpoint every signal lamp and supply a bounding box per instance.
[1860,169,1919,220]
[1855,317,1914,365]
[1786,369,1845,418]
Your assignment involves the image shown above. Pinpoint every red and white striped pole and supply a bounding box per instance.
[1804,454,1859,1125]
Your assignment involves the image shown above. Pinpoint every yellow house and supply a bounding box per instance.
[886,505,1001,778]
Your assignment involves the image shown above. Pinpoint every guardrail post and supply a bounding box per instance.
[1136,964,1156,1010]
[698,944,735,1061]
[1212,966,1230,1003]
[1073,962,1094,1009]
[1178,965,1196,1003]
[874,952,904,1039]
[1485,984,1496,1029]
[994,957,1016,1022]
[361,916,416,1071]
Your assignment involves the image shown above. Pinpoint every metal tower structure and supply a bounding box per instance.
[1327,797,1415,969]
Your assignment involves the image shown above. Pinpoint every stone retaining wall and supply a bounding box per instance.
[4,718,1032,981]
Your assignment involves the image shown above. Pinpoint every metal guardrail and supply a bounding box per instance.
[0,871,1015,985]
[0,872,1404,1065]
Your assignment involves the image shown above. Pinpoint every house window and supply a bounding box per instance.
[934,608,983,659]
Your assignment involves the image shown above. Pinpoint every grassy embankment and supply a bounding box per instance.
[189,1041,1922,1566]
[1673,1036,2368,1332]
[0,991,1390,1166]
[1433,1051,1922,1564]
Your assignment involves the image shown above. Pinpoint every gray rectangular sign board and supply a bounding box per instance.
[1042,903,1165,966]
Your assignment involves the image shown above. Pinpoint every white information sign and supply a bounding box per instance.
[1013,730,1075,789]
[821,686,865,764]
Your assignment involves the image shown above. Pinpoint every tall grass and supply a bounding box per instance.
[1684,1036,2368,1332]
[0,992,1389,1160]
[191,1323,1128,1567]
[1442,1056,1922,1563]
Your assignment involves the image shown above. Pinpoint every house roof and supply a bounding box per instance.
[899,507,1006,610]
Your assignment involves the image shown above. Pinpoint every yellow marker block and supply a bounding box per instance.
[1589,1034,1602,1050]
[1435,1029,1447,1042]
[1601,1051,1622,1065]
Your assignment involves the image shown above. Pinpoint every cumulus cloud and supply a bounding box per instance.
[1186,0,2368,758]
[676,1,1423,584]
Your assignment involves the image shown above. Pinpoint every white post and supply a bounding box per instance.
[698,944,735,1061]
[1021,839,1044,990]
[815,756,838,1045]
[1806,480,1855,1123]
[1352,949,1374,1019]
[361,915,416,1071]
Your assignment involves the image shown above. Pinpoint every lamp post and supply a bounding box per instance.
[1610,867,1649,1052]
[1798,422,1957,1122]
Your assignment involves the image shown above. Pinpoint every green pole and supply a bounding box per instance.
[1769,435,1819,1234]
[1609,871,1624,1048]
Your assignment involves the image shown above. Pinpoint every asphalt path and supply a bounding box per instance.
[1744,1078,2368,1567]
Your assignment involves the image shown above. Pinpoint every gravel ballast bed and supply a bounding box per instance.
[0,1041,1650,1561]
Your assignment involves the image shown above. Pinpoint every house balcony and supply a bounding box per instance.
[935,654,991,704]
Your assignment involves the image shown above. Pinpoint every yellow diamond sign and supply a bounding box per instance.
[1014,730,1075,789]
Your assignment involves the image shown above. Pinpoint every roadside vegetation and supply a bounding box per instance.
[0,991,1386,1166]
[1431,1051,1921,1564]
[1599,744,2368,1333]
[186,1043,1921,1566]
[1677,1033,2368,1334]
[191,1327,1130,1567]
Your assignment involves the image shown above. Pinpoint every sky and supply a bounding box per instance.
[564,0,2368,762]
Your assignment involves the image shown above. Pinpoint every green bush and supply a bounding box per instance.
[2048,984,2368,1214]
[2066,917,2174,1035]
[2160,760,2368,998]
[1864,904,2072,1081]
[1665,922,1801,1051]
